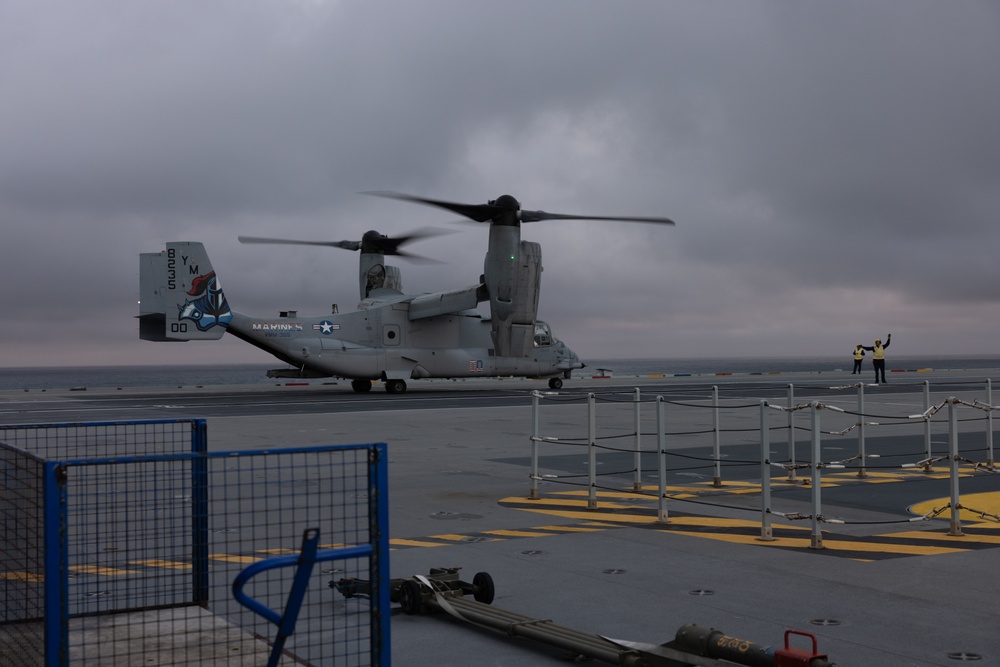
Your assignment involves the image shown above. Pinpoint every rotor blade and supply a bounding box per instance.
[364,191,500,223]
[520,210,675,225]
[378,227,454,251]
[239,228,451,262]
[390,249,445,265]
[238,236,361,251]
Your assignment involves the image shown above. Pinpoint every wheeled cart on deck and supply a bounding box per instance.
[333,566,494,614]
[332,567,836,667]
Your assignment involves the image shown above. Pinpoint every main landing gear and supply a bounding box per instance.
[384,379,407,394]
[350,378,407,394]
[547,377,563,390]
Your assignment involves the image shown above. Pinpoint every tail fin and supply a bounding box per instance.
[138,242,232,341]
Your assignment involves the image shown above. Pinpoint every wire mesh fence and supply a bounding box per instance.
[1,419,388,666]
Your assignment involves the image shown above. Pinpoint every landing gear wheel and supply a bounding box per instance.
[398,579,424,615]
[472,571,495,604]
[385,379,407,394]
[548,377,563,390]
[351,379,373,393]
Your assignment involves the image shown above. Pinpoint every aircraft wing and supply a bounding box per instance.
[407,285,488,320]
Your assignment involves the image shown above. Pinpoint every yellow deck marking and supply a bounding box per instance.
[69,565,135,576]
[581,521,624,527]
[534,524,606,532]
[482,529,552,538]
[664,516,809,531]
[428,533,476,541]
[208,554,261,564]
[495,484,1000,560]
[1,572,44,582]
[909,490,1000,522]
[516,507,663,523]
[129,559,191,570]
[318,543,352,549]
[389,538,450,548]
[556,488,699,497]
[662,530,969,555]
[255,548,298,555]
[886,530,1000,544]
[515,496,666,510]
[578,489,699,500]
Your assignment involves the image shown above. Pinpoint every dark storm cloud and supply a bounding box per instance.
[1,0,998,366]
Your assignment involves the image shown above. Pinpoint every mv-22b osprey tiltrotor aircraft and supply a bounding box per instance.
[138,193,673,394]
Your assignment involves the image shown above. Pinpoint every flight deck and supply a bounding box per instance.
[2,368,998,665]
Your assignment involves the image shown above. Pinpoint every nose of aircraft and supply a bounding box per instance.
[557,344,585,371]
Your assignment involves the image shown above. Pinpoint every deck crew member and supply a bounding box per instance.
[862,334,891,383]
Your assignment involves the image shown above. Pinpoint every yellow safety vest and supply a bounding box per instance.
[854,348,864,360]
[873,345,885,360]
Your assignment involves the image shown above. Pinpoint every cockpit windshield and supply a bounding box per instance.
[534,321,554,347]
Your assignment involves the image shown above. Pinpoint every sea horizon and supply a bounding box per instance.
[3,354,1000,391]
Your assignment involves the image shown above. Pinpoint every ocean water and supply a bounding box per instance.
[3,356,1000,391]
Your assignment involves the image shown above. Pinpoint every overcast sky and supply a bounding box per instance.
[2,1,999,368]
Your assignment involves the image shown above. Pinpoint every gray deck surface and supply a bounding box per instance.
[2,368,998,665]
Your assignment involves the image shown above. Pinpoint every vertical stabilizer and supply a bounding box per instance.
[138,242,231,341]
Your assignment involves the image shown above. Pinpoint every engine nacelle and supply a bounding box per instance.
[484,232,542,357]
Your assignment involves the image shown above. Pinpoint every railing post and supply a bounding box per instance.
[787,384,797,482]
[947,398,963,536]
[986,379,995,468]
[588,393,598,510]
[857,382,867,478]
[529,391,541,500]
[43,462,67,667]
[656,396,669,523]
[192,419,209,607]
[924,380,933,472]
[809,402,824,549]
[759,401,773,541]
[712,385,722,487]
[633,388,643,492]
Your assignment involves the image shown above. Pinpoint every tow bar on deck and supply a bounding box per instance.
[332,567,836,667]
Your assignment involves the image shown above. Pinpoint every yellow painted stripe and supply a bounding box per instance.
[482,529,551,538]
[564,487,703,496]
[830,476,905,485]
[70,565,136,576]
[208,554,261,564]
[666,516,809,531]
[909,491,1000,522]
[508,497,660,510]
[129,559,191,570]
[389,538,450,548]
[883,530,1000,544]
[574,490,697,500]
[516,507,661,523]
[1,571,44,582]
[663,530,809,547]
[534,525,606,533]
[428,533,474,541]
[581,521,624,527]
[255,548,298,555]
[318,543,352,550]
[843,471,910,480]
[821,539,967,556]
[663,530,969,555]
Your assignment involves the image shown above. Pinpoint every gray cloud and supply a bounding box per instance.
[1,0,999,367]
